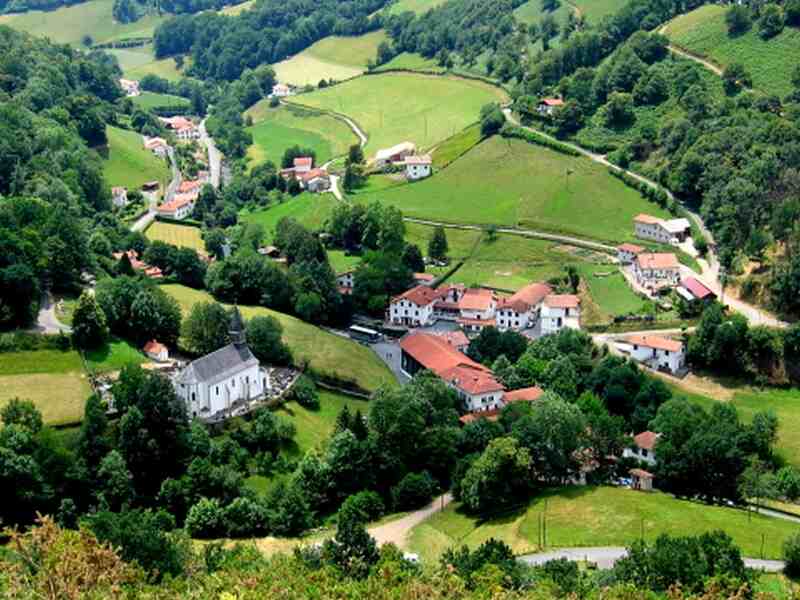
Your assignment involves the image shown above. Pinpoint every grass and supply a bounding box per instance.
[123,46,188,81]
[239,194,339,243]
[145,221,206,253]
[408,486,800,562]
[272,30,387,86]
[386,0,448,15]
[132,91,190,111]
[571,0,630,24]
[431,124,483,169]
[219,0,255,15]
[0,350,91,426]
[374,52,443,73]
[328,250,361,274]
[578,264,647,323]
[244,104,356,169]
[0,0,167,45]
[102,125,171,190]
[664,4,800,97]
[287,72,508,155]
[162,284,396,392]
[84,338,146,374]
[356,136,672,243]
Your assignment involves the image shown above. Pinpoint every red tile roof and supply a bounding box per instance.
[143,340,167,354]
[681,277,715,300]
[157,193,196,213]
[178,180,203,193]
[299,168,328,182]
[633,430,659,451]
[503,386,544,403]
[544,294,580,309]
[498,282,552,312]
[293,157,313,168]
[393,285,445,307]
[440,364,504,395]
[636,253,679,270]
[627,334,682,353]
[414,272,435,282]
[541,98,564,107]
[399,332,487,376]
[630,468,654,479]
[404,154,432,165]
[458,288,495,311]
[430,330,469,349]
[618,243,645,254]
[634,213,662,225]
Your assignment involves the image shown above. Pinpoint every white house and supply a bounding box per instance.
[633,253,680,290]
[336,269,355,293]
[143,339,169,362]
[441,364,505,413]
[634,214,691,245]
[625,334,685,374]
[175,309,269,421]
[617,243,645,264]
[160,116,200,141]
[540,294,581,336]
[143,136,169,157]
[456,289,497,333]
[157,193,196,220]
[623,430,659,466]
[495,282,552,331]
[272,83,291,97]
[111,186,128,208]
[119,78,140,97]
[388,285,444,327]
[374,142,416,169]
[537,97,564,116]
[404,155,432,180]
[298,168,331,193]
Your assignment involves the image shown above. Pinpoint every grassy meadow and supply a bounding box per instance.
[102,125,170,190]
[84,338,146,373]
[374,52,443,73]
[239,194,339,243]
[408,486,800,561]
[664,4,800,97]
[272,30,387,86]
[162,284,396,392]
[431,124,483,169]
[145,221,206,252]
[356,136,671,243]
[288,72,508,155]
[218,0,255,15]
[132,91,191,111]
[244,103,356,168]
[386,0,448,15]
[578,264,648,324]
[122,46,188,81]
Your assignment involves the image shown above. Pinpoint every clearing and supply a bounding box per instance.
[239,194,339,243]
[162,284,396,393]
[119,45,188,81]
[408,486,799,561]
[386,0,448,15]
[84,339,146,374]
[663,4,800,97]
[287,72,509,155]
[219,0,255,15]
[272,30,387,86]
[0,350,91,426]
[102,125,171,190]
[356,136,671,243]
[132,91,191,111]
[244,103,357,169]
[145,221,206,253]
[374,52,442,73]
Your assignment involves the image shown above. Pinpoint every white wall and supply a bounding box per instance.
[630,344,684,374]
[179,364,266,419]
[635,222,672,244]
[389,299,435,326]
[623,446,656,466]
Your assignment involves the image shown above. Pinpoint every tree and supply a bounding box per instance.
[79,394,109,475]
[460,437,532,513]
[552,100,584,135]
[725,5,751,35]
[246,315,292,365]
[71,290,109,350]
[787,0,800,26]
[401,244,425,273]
[290,374,319,409]
[96,450,134,511]
[604,92,635,127]
[428,226,449,262]
[322,502,379,579]
[759,4,785,39]
[785,532,800,578]
[1,399,42,433]
[722,62,752,95]
[182,301,230,356]
[479,103,505,137]
[391,471,437,510]
[540,14,559,50]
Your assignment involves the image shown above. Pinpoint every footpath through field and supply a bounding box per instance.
[368,493,453,548]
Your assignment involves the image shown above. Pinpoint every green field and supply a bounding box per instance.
[408,486,800,562]
[162,284,396,392]
[219,0,254,15]
[273,30,387,86]
[328,250,361,274]
[387,0,448,14]
[288,72,509,155]
[84,339,146,374]
[578,264,647,324]
[132,91,191,111]
[356,136,671,243]
[121,46,188,81]
[375,52,443,73]
[145,221,205,252]
[431,124,483,169]
[0,0,167,45]
[102,125,171,190]
[0,350,91,426]
[239,194,339,243]
[244,104,357,168]
[664,4,800,97]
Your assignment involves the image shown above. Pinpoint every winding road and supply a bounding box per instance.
[33,291,71,334]
[368,493,452,548]
[130,145,181,232]
[200,118,223,189]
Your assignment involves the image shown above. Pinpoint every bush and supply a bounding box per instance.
[339,491,385,523]
[725,5,752,35]
[290,374,319,409]
[223,497,268,537]
[500,123,580,156]
[185,497,225,538]
[391,471,437,510]
[785,532,800,578]
[758,4,785,39]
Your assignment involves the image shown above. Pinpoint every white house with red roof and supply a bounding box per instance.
[178,179,204,195]
[634,213,691,245]
[633,252,680,290]
[119,78,140,97]
[143,339,169,362]
[677,276,716,303]
[374,142,416,168]
[160,116,200,141]
[625,334,685,374]
[143,136,168,157]
[623,430,659,466]
[298,168,331,193]
[272,83,291,97]
[404,155,432,180]
[111,186,128,208]
[537,97,564,116]
[157,192,196,220]
[495,282,552,331]
[457,288,497,332]
[540,294,581,336]
[617,242,645,264]
[389,285,446,326]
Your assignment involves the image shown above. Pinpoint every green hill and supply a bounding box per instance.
[102,125,170,190]
[132,91,191,110]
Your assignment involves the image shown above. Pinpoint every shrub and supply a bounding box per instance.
[758,4,785,39]
[725,5,752,35]
[339,491,385,523]
[785,532,800,578]
[291,374,319,409]
[185,497,225,538]
[223,497,268,537]
[391,471,437,510]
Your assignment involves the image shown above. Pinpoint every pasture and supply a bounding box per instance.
[386,0,448,15]
[84,339,146,374]
[132,91,191,111]
[664,4,800,97]
[102,125,171,190]
[374,52,442,73]
[272,30,387,86]
[356,136,671,243]
[219,0,255,15]
[145,221,206,253]
[122,45,188,81]
[287,72,509,155]
[408,486,799,562]
[244,103,356,168]
[0,350,91,426]
[0,0,167,45]
[162,284,397,393]
[239,194,339,243]
[578,264,647,324]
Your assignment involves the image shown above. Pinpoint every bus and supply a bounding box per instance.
[348,324,381,344]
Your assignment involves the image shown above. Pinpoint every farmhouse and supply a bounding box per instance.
[143,136,169,157]
[537,97,564,116]
[119,78,140,97]
[388,285,445,327]
[336,269,355,293]
[298,168,331,193]
[457,288,497,332]
[413,272,435,286]
[143,339,169,362]
[625,334,685,374]
[495,282,552,332]
[111,186,128,208]
[272,83,291,97]
[175,308,270,422]
[374,142,416,168]
[630,468,654,491]
[157,193,196,220]
[633,252,680,290]
[540,294,581,336]
[178,179,204,195]
[160,116,200,141]
[623,430,659,466]
[634,214,691,245]
[617,243,644,264]
[112,250,163,279]
[404,155,432,180]
[677,276,716,303]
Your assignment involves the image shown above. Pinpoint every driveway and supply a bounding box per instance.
[368,493,452,548]
[33,291,71,334]
[371,339,410,384]
[199,118,222,189]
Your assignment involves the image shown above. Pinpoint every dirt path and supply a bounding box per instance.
[368,493,452,548]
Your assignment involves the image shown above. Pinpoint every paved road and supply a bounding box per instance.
[199,118,222,189]
[33,291,71,334]
[519,547,785,572]
[368,493,452,548]
[131,145,180,232]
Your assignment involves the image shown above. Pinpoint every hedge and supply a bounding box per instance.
[499,124,580,157]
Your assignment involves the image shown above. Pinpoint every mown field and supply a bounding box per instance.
[272,30,387,86]
[408,486,799,561]
[84,338,146,373]
[162,284,396,393]
[514,0,626,26]
[288,72,509,155]
[219,0,255,15]
[356,136,671,243]
[578,264,647,324]
[244,103,356,168]
[0,350,91,426]
[132,91,191,111]
[386,0,448,15]
[239,194,339,243]
[145,221,205,252]
[664,4,800,97]
[120,45,188,81]
[0,0,167,45]
[374,52,442,73]
[102,125,171,190]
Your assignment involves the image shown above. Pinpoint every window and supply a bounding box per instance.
[642,449,648,457]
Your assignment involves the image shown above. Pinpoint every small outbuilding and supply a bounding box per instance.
[630,468,654,492]
[143,339,169,362]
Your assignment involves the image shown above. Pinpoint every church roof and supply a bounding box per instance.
[177,343,258,384]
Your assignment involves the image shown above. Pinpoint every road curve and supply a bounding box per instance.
[368,493,452,548]
[33,291,71,334]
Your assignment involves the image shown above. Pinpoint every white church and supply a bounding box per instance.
[175,308,270,422]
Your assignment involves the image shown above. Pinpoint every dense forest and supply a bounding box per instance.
[153,0,390,81]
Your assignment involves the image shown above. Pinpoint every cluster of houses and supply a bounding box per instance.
[112,249,164,279]
[159,116,200,141]
[280,156,332,193]
[157,171,210,220]
[634,213,691,246]
[119,78,140,97]
[373,142,432,181]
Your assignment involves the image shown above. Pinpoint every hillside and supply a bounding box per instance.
[239,194,340,242]
[663,4,800,97]
[102,125,171,190]
[386,0,448,15]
